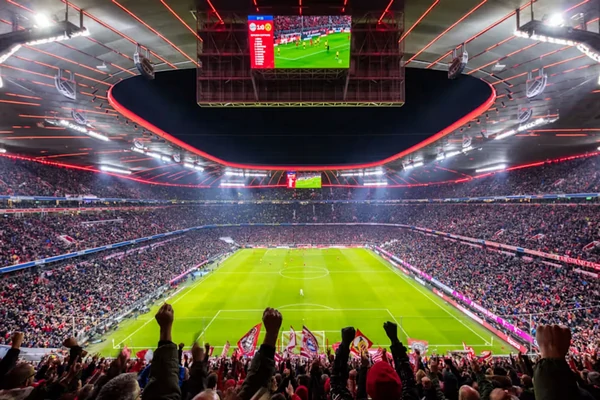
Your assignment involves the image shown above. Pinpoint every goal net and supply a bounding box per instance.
[281,330,327,354]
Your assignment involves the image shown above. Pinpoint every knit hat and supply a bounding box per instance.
[366,361,402,400]
[295,385,309,400]
[224,379,236,390]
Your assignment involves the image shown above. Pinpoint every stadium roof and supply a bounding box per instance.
[0,0,599,188]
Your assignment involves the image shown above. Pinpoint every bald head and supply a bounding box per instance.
[193,389,220,400]
[459,385,480,400]
[490,388,511,400]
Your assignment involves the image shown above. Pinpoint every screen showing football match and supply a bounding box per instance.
[287,172,322,189]
[248,15,351,69]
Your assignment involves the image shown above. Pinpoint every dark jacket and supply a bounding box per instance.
[143,342,181,400]
[533,358,583,400]
[237,344,276,400]
[389,341,419,400]
[330,342,353,400]
[0,348,20,387]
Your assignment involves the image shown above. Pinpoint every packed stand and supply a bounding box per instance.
[0,230,229,348]
[381,230,600,353]
[1,308,599,400]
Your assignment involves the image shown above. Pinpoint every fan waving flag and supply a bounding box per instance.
[351,329,373,355]
[407,338,429,356]
[462,342,476,360]
[301,326,320,358]
[221,341,230,357]
[237,323,262,356]
[287,326,297,352]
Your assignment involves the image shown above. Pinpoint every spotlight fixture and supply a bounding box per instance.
[0,148,6,153]
[363,181,388,186]
[57,119,110,141]
[220,182,246,187]
[543,13,565,27]
[183,162,204,171]
[476,164,507,173]
[100,166,132,175]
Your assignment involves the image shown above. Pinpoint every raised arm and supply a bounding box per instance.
[329,327,356,400]
[142,303,182,400]
[384,321,419,400]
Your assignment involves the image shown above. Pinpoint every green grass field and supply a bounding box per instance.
[92,248,510,356]
[275,32,350,68]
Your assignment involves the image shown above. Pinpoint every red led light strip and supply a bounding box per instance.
[205,0,224,24]
[111,0,199,67]
[378,0,395,24]
[107,81,496,171]
[399,0,440,43]
[160,0,202,41]
[492,54,585,85]
[0,99,40,106]
[426,1,533,69]
[406,0,488,66]
[60,0,177,70]
[467,42,539,75]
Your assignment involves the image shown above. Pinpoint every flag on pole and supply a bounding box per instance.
[237,323,262,356]
[462,342,476,360]
[301,326,320,358]
[287,326,297,352]
[221,341,230,357]
[478,350,493,363]
[351,329,373,355]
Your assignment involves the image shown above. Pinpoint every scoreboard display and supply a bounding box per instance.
[248,15,351,69]
[287,172,322,189]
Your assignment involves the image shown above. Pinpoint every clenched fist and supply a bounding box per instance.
[536,324,571,359]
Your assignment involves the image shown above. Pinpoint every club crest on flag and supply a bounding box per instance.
[407,338,429,355]
[301,326,319,358]
[351,329,373,355]
[237,323,262,356]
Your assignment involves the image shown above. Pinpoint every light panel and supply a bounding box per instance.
[476,164,507,173]
[100,165,132,174]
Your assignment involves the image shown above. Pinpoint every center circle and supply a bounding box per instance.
[279,266,329,280]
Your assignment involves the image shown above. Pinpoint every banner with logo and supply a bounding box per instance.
[237,323,262,356]
[407,338,429,356]
[301,326,320,358]
[351,329,373,355]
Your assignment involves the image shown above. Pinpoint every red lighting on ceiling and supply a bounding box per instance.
[299,0,302,15]
[107,80,496,171]
[407,0,488,65]
[564,0,590,13]
[426,1,533,69]
[24,45,110,77]
[399,0,440,43]
[467,42,539,75]
[59,0,177,70]
[378,0,395,24]
[205,0,224,24]
[0,99,40,106]
[341,0,348,12]
[555,134,588,136]
[5,93,42,100]
[111,0,199,67]
[160,0,203,41]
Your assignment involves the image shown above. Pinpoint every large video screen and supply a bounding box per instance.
[248,15,351,69]
[287,172,322,189]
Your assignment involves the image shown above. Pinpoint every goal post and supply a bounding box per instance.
[281,330,327,354]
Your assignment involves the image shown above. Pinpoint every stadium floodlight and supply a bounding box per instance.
[363,181,388,186]
[245,171,268,177]
[220,182,246,187]
[446,150,461,158]
[225,170,244,177]
[364,169,385,176]
[494,129,517,141]
[100,166,132,175]
[59,119,110,141]
[436,154,445,161]
[476,164,507,173]
[131,147,146,154]
[184,162,204,172]
[34,13,53,28]
[0,148,6,153]
[0,74,3,89]
[544,13,564,27]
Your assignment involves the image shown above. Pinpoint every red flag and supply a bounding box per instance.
[478,350,493,363]
[287,326,297,352]
[301,326,319,358]
[237,323,262,356]
[351,329,373,355]
[372,347,384,363]
[462,342,476,360]
[407,338,429,356]
[332,342,341,353]
[135,349,148,360]
[221,341,230,357]
[209,346,214,357]
[274,353,284,363]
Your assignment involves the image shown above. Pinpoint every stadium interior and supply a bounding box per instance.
[1,0,600,399]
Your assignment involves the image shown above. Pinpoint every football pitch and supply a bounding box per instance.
[93,248,510,356]
[275,32,350,68]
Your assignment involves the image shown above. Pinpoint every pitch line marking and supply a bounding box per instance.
[386,308,410,340]
[277,303,334,310]
[114,267,219,348]
[195,310,222,342]
[373,252,492,346]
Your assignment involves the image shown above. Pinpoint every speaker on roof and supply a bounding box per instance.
[173,153,181,163]
[518,107,533,124]
[526,68,548,99]
[71,109,87,126]
[133,138,144,149]
[462,134,472,148]
[55,68,76,100]
[448,43,468,80]
[134,44,155,80]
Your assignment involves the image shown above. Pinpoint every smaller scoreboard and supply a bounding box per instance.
[287,172,322,189]
[248,15,275,69]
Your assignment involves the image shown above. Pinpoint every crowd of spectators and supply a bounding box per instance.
[0,311,598,400]
[3,154,599,202]
[0,230,230,349]
[382,230,600,353]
